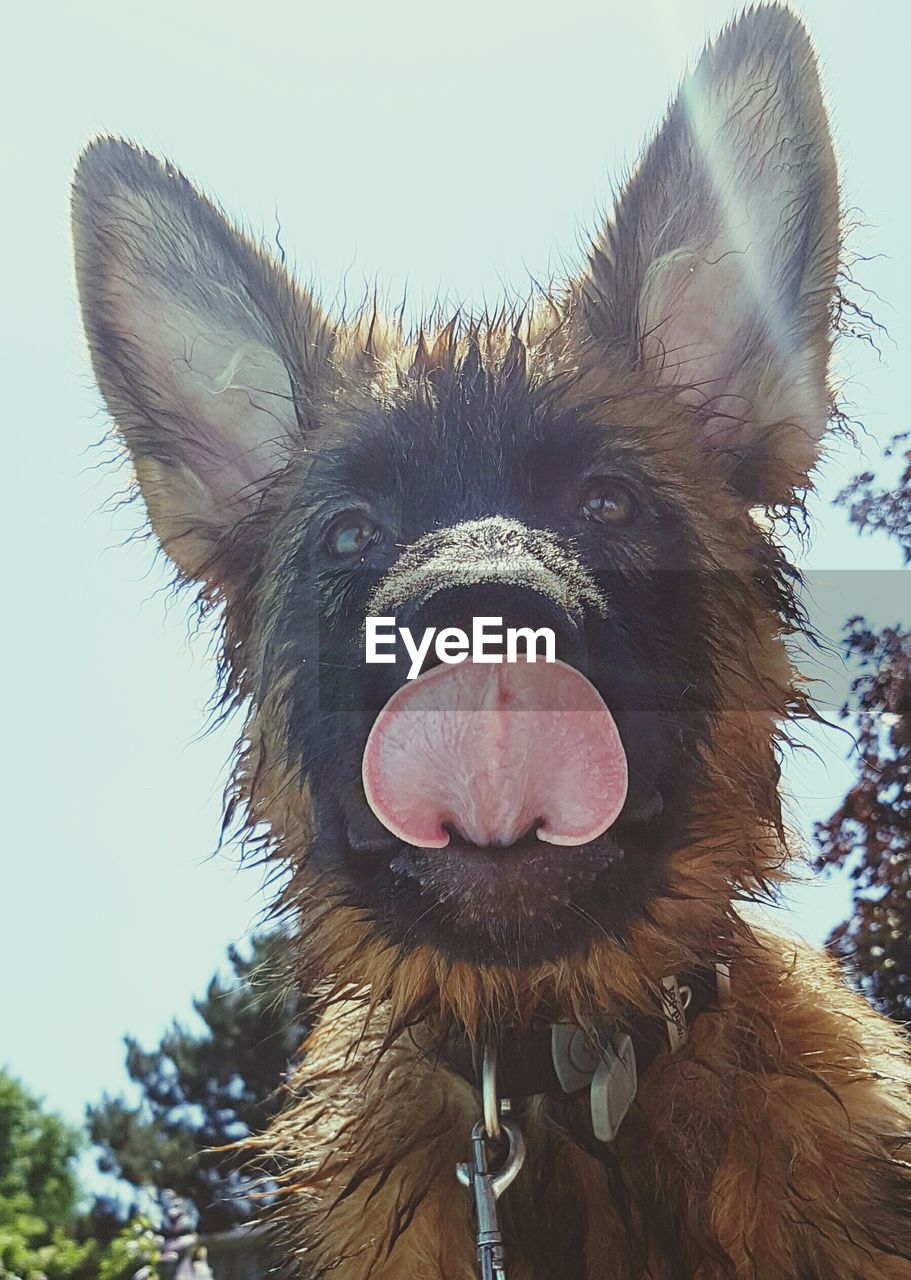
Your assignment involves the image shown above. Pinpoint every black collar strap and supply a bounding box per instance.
[445,962,730,1146]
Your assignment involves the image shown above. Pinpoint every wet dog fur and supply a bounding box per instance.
[72,6,911,1276]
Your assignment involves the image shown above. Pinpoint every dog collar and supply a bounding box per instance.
[446,962,730,1146]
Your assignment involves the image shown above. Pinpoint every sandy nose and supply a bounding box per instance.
[361,659,628,850]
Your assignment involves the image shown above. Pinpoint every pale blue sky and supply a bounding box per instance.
[2,0,908,1129]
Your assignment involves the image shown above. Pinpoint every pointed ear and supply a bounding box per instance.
[580,6,840,504]
[72,137,331,583]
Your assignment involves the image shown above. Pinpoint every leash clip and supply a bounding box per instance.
[456,1045,526,1280]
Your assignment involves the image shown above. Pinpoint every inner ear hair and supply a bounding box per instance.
[578,5,840,506]
[72,136,331,584]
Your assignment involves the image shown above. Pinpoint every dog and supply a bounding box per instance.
[72,5,911,1277]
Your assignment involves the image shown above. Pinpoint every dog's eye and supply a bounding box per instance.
[579,478,638,528]
[325,512,382,559]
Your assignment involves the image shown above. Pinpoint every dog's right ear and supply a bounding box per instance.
[72,137,330,585]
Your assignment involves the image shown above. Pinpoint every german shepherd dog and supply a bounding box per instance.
[72,6,911,1277]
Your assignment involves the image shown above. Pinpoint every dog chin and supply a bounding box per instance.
[332,803,672,966]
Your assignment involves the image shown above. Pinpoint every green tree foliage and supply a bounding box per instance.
[95,1218,162,1280]
[88,931,305,1232]
[816,436,911,1021]
[0,1071,94,1279]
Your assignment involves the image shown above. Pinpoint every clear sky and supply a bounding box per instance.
[2,0,908,1129]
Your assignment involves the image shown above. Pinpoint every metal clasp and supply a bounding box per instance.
[456,1045,526,1280]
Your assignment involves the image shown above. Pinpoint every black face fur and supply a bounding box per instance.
[257,357,722,964]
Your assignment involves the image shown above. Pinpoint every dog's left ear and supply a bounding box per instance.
[579,5,839,504]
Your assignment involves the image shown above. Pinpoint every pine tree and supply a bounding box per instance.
[88,931,306,1232]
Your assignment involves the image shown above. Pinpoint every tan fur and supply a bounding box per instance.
[257,936,910,1279]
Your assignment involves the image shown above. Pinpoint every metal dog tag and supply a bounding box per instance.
[659,975,691,1052]
[589,1032,637,1143]
[551,1023,602,1092]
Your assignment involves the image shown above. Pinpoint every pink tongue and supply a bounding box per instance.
[362,660,628,849]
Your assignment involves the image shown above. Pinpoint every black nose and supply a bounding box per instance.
[401,582,587,671]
